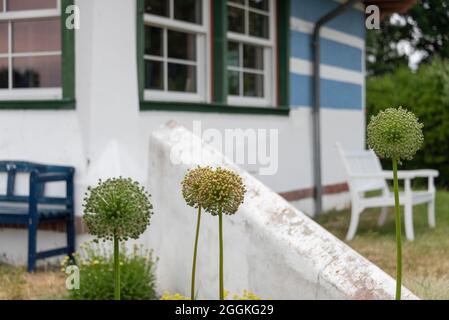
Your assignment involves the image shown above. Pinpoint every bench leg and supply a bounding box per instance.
[67,215,76,261]
[346,205,362,241]
[27,220,38,272]
[404,203,415,241]
[377,207,388,226]
[428,199,436,228]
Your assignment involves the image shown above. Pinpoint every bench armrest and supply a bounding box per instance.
[34,171,74,183]
[350,169,439,180]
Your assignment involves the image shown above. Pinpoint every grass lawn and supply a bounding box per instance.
[316,190,449,299]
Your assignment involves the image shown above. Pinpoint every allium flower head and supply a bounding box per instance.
[83,177,153,241]
[367,107,424,161]
[181,166,213,208]
[199,167,246,216]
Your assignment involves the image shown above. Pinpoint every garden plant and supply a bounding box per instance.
[367,107,424,300]
[182,166,246,300]
[62,241,157,300]
[198,167,246,300]
[181,166,213,300]
[83,177,153,300]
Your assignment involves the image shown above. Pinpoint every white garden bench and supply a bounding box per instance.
[336,143,438,241]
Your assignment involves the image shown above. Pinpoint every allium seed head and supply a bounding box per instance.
[199,167,246,216]
[367,107,424,161]
[181,166,213,208]
[83,177,153,241]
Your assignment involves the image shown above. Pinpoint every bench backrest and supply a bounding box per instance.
[336,143,388,194]
[0,161,72,202]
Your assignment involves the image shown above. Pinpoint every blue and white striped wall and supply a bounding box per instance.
[289,0,365,110]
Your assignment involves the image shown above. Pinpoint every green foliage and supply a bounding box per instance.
[366,0,449,75]
[83,177,153,241]
[62,241,157,300]
[367,59,449,186]
[367,107,423,162]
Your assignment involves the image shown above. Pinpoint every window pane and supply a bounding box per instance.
[227,42,240,67]
[144,0,169,17]
[13,19,61,53]
[244,44,263,70]
[0,59,7,88]
[249,12,268,38]
[12,55,61,88]
[145,60,163,90]
[168,63,196,92]
[0,0,3,12]
[167,30,196,61]
[228,6,244,34]
[145,26,163,56]
[0,23,7,53]
[228,0,244,5]
[244,73,263,97]
[7,0,57,11]
[249,0,269,11]
[228,70,239,95]
[174,0,202,24]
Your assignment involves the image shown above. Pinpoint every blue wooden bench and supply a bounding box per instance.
[0,161,75,272]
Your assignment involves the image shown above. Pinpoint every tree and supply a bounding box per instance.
[367,0,449,75]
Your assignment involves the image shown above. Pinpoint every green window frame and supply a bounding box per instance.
[0,0,75,110]
[137,0,290,116]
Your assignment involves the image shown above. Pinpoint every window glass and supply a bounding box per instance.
[13,55,61,88]
[249,0,268,11]
[227,41,240,67]
[145,60,163,90]
[168,63,196,92]
[144,0,169,17]
[229,0,245,4]
[0,23,7,53]
[13,19,61,53]
[228,6,244,34]
[167,30,196,61]
[249,12,268,39]
[243,44,263,70]
[7,0,57,11]
[145,26,163,56]
[243,73,263,97]
[0,59,7,88]
[174,0,202,24]
[0,1,3,11]
[228,70,239,95]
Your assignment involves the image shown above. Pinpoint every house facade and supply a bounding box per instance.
[0,0,372,260]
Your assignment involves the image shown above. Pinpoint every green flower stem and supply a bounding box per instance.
[191,206,202,300]
[114,234,120,300]
[218,207,224,300]
[392,158,402,300]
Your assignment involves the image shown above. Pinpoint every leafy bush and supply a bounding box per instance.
[367,59,449,187]
[62,241,157,300]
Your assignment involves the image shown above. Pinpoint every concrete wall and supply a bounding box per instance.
[146,123,416,299]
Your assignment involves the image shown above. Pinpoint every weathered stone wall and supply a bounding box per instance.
[145,122,417,300]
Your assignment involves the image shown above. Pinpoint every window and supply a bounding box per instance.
[227,0,275,106]
[143,0,209,102]
[0,0,69,102]
[138,0,290,115]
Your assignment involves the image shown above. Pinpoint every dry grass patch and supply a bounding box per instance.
[0,264,66,300]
